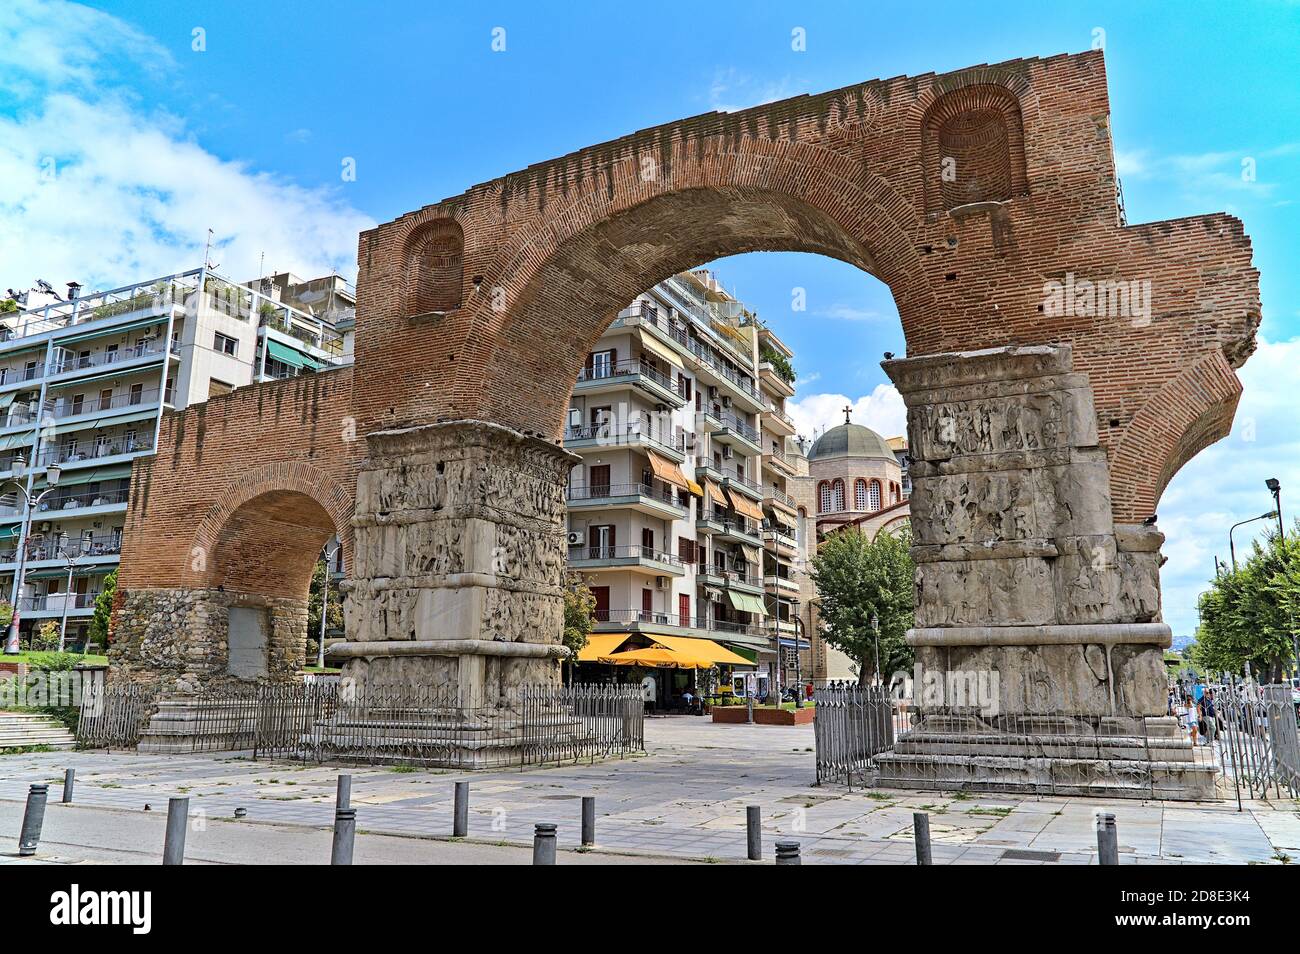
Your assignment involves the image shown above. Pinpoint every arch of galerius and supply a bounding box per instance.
[112,51,1258,794]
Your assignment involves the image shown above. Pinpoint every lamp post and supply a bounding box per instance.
[792,612,804,708]
[870,612,881,688]
[54,532,88,653]
[316,542,341,669]
[3,456,63,654]
[1229,511,1278,572]
[1267,479,1299,680]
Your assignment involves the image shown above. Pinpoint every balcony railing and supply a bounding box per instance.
[0,532,123,564]
[36,433,155,467]
[44,386,171,420]
[18,592,100,612]
[727,471,761,494]
[568,544,683,567]
[765,486,797,509]
[701,512,759,538]
[0,365,43,387]
[25,486,131,516]
[563,423,685,456]
[575,358,686,398]
[0,272,201,344]
[47,341,178,376]
[592,608,698,629]
[566,481,682,508]
[712,410,760,444]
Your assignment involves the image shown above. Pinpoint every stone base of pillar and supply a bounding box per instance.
[136,696,260,754]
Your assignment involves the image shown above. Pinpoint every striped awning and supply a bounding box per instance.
[726,488,765,522]
[646,450,688,490]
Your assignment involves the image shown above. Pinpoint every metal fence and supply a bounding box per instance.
[76,683,155,749]
[1209,679,1300,802]
[77,682,645,769]
[812,686,899,787]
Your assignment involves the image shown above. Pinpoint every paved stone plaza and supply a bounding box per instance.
[2,718,1297,864]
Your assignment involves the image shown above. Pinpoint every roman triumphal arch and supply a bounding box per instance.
[112,52,1258,795]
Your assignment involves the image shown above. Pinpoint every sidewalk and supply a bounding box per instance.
[1,718,1296,864]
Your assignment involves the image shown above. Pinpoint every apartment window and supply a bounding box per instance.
[104,344,118,365]
[77,350,91,369]
[123,429,138,451]
[208,379,234,399]
[164,376,175,404]
[99,388,113,411]
[129,383,144,405]
[24,360,37,380]
[588,349,614,379]
[214,332,238,357]
[70,394,84,416]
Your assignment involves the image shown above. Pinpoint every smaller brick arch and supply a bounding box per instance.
[920,84,1029,213]
[401,217,465,317]
[190,461,355,596]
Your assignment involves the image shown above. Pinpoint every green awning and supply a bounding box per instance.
[0,431,34,451]
[57,315,167,346]
[267,340,324,371]
[0,392,15,411]
[35,463,133,488]
[727,591,767,615]
[25,567,108,580]
[43,406,159,437]
[0,525,19,540]
[725,645,759,663]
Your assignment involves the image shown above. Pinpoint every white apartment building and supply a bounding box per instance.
[0,266,352,647]
[567,269,806,697]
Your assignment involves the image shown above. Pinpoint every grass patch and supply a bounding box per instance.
[0,744,55,755]
[390,764,417,773]
[0,651,108,666]
[965,806,1013,817]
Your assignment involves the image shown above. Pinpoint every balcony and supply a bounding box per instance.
[574,358,688,407]
[46,340,179,383]
[764,486,798,511]
[566,480,686,519]
[761,523,798,556]
[762,449,796,477]
[563,423,686,463]
[0,364,44,393]
[758,362,795,398]
[611,302,693,359]
[17,592,100,617]
[762,403,797,436]
[704,617,769,648]
[717,516,761,546]
[708,409,761,453]
[764,574,800,597]
[0,532,123,569]
[566,544,685,577]
[723,471,762,502]
[696,508,728,535]
[590,608,704,636]
[36,433,156,470]
[0,486,131,523]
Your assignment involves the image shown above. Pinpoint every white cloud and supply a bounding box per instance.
[787,384,907,443]
[1158,337,1300,639]
[0,1,373,293]
[708,68,801,114]
[817,303,884,322]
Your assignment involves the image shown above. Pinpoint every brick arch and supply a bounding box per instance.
[1108,350,1244,523]
[189,461,355,595]
[447,138,938,436]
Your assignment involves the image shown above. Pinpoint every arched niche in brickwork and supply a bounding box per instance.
[402,217,465,318]
[920,84,1029,214]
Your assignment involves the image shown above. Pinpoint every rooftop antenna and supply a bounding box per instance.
[203,228,219,272]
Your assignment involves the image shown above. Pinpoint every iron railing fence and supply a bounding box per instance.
[813,686,899,787]
[1208,679,1300,802]
[77,681,645,769]
[76,682,156,749]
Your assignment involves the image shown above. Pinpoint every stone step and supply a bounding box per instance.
[872,751,1218,801]
[0,710,77,750]
[893,731,1196,763]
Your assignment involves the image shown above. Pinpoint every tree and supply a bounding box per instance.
[810,527,914,685]
[307,559,345,660]
[1192,523,1300,681]
[86,569,116,647]
[562,572,596,683]
[759,342,796,385]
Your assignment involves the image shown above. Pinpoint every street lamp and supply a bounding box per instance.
[54,531,89,653]
[1229,511,1278,571]
[3,456,61,654]
[1266,478,1284,539]
[870,612,881,688]
[316,541,341,669]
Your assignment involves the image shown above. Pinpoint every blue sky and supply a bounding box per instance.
[2,0,1298,640]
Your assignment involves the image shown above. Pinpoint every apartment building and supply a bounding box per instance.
[0,266,352,646]
[567,269,806,697]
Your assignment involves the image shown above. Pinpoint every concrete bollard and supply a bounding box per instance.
[18,783,49,857]
[162,796,189,865]
[913,812,932,865]
[581,796,596,846]
[332,808,357,865]
[336,773,352,812]
[533,823,557,865]
[746,691,754,725]
[62,768,75,804]
[453,781,469,837]
[1096,812,1119,866]
[746,805,762,861]
[775,840,801,865]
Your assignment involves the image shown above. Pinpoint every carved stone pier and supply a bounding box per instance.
[332,420,575,706]
[873,346,1214,799]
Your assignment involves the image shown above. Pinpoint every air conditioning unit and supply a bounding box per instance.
[566,531,584,546]
[655,576,669,589]
[38,522,51,533]
[721,396,732,408]
[708,386,719,399]
[721,445,734,460]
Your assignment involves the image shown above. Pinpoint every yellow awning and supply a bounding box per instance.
[737,543,763,565]
[727,488,765,522]
[703,479,727,507]
[576,633,631,662]
[601,646,711,669]
[767,497,798,519]
[637,331,681,367]
[685,479,704,497]
[646,450,689,490]
[653,634,755,667]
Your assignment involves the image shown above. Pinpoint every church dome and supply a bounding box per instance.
[808,422,895,461]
